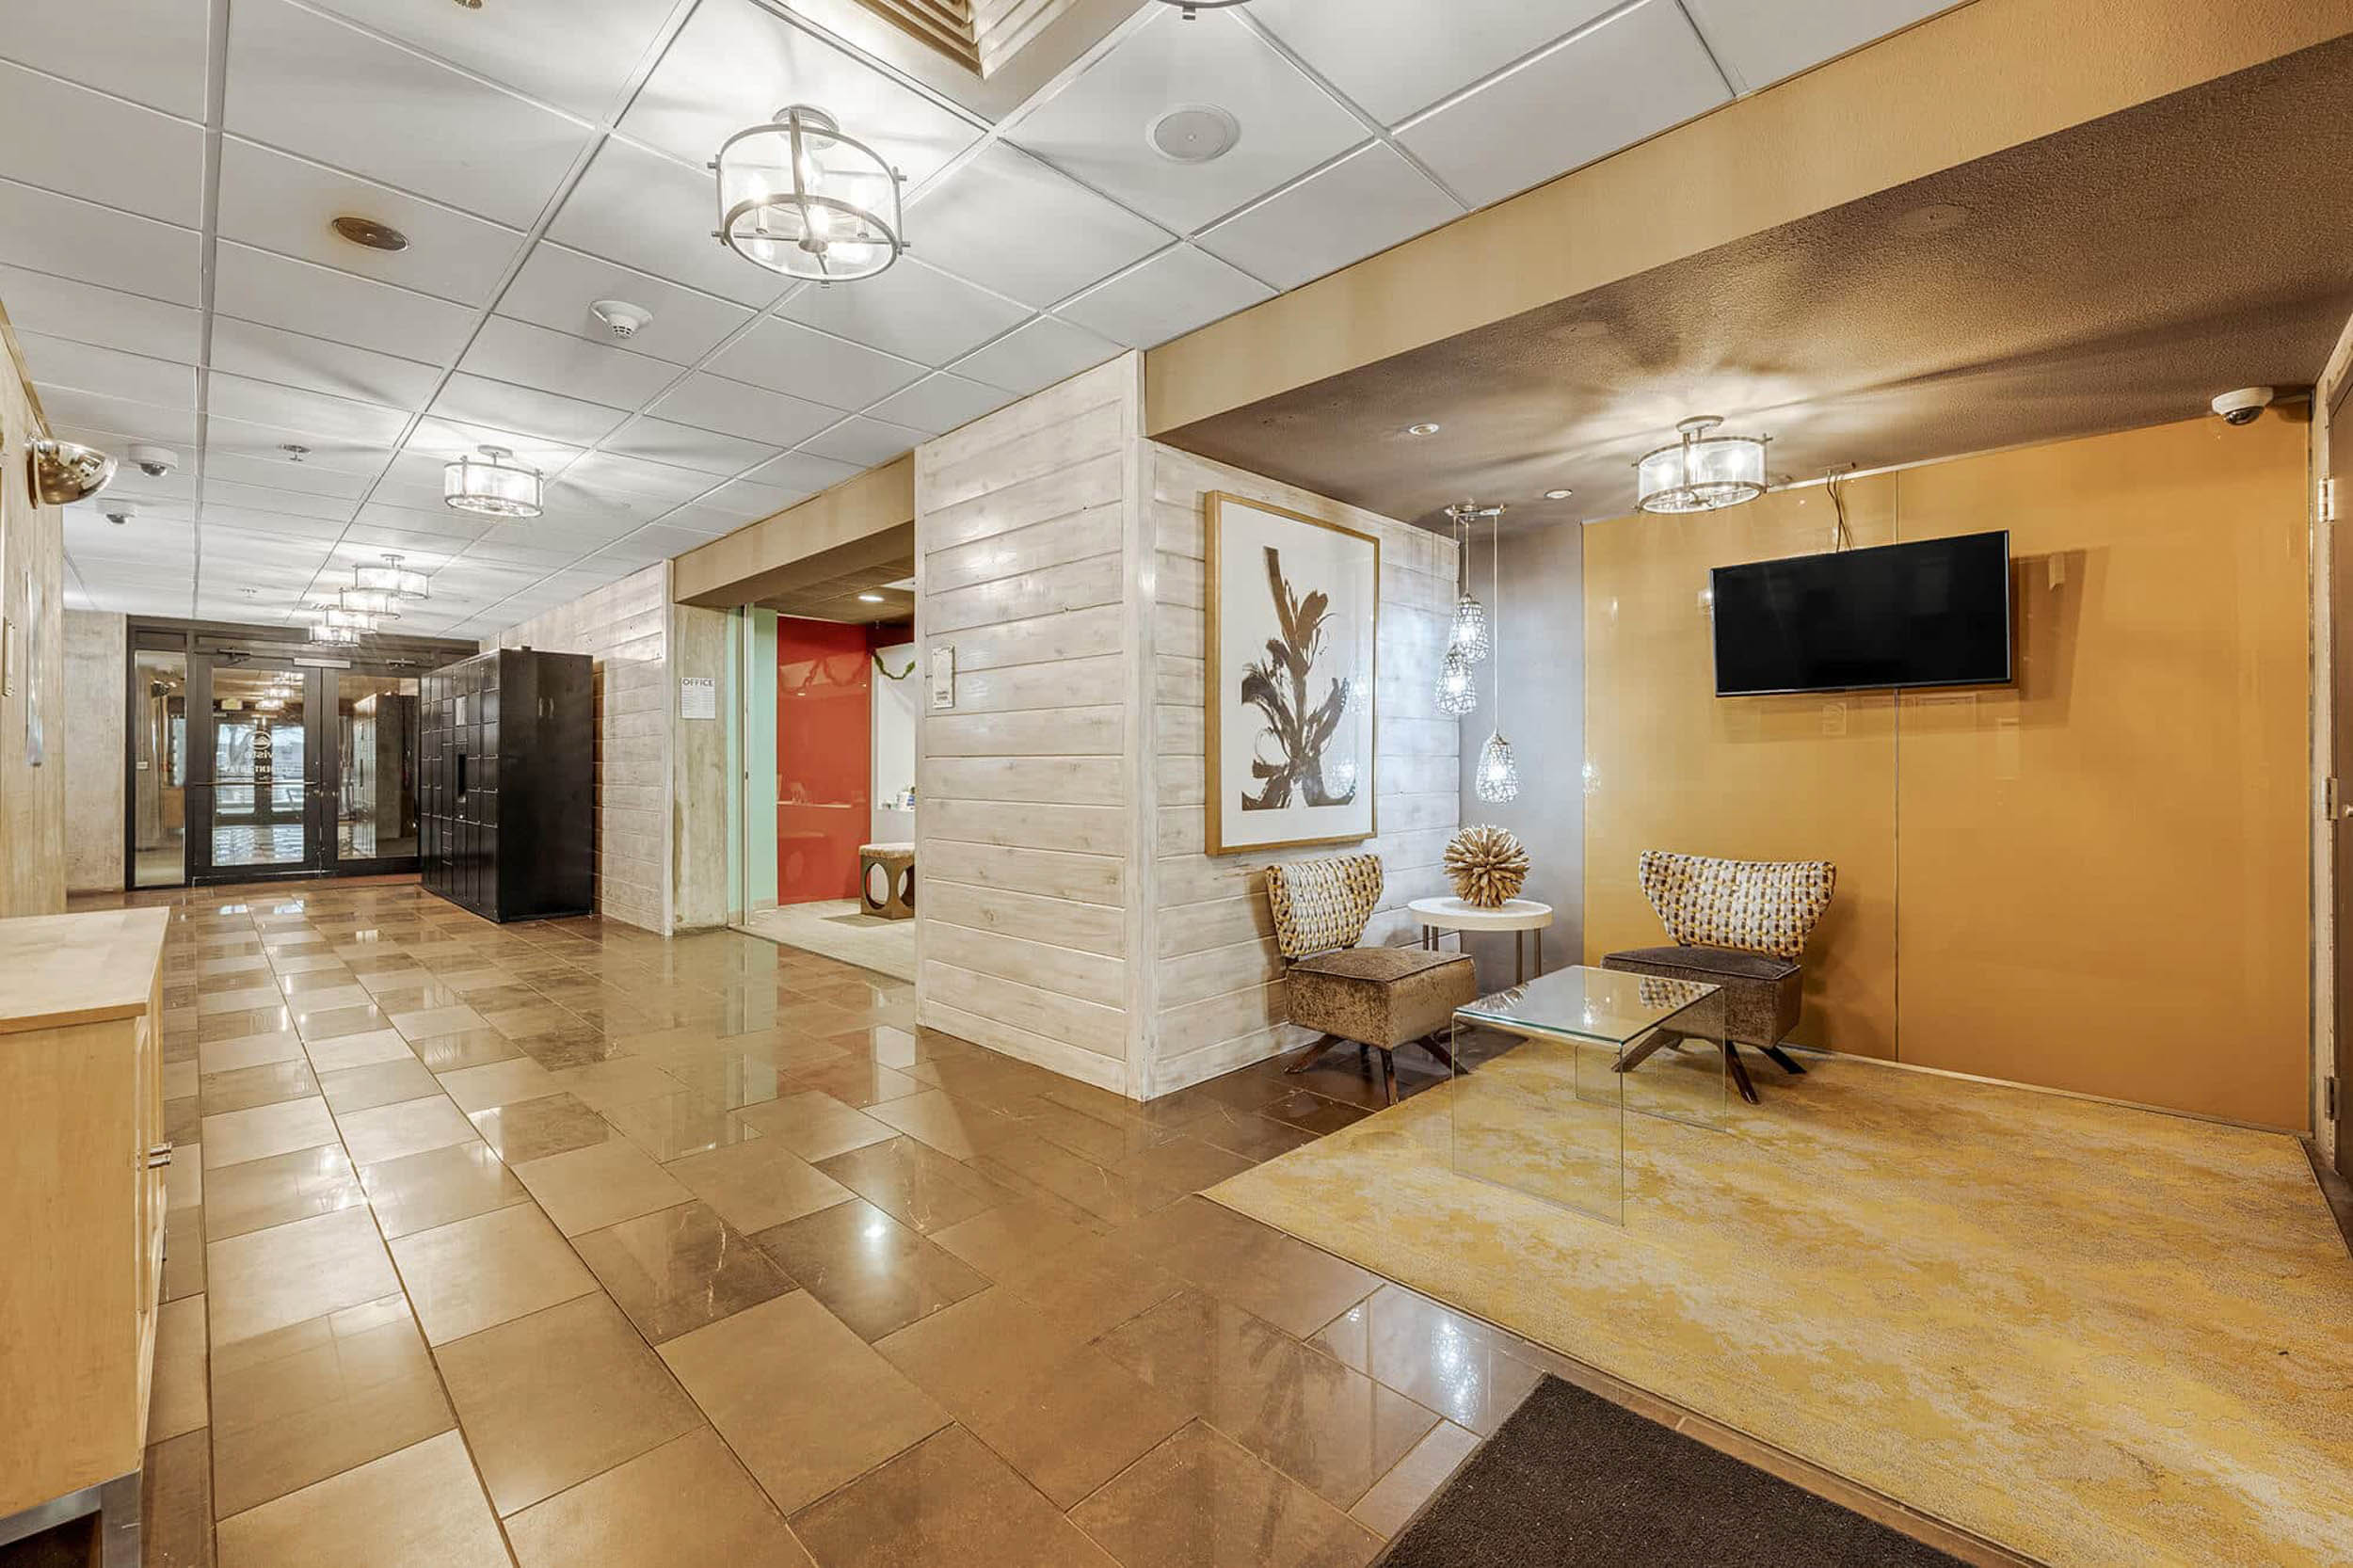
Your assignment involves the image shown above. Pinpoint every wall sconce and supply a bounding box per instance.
[27,438,117,505]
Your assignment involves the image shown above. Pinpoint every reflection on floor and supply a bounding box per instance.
[56,875,1532,1568]
[136,841,186,888]
[1209,1032,2353,1568]
[739,899,916,984]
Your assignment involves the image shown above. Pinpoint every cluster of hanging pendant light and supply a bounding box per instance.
[303,553,432,650]
[1433,501,1518,803]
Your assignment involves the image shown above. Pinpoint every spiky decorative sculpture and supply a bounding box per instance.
[1445,824,1529,908]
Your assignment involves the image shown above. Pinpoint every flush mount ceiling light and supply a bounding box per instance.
[1545,488,1574,501]
[26,438,116,504]
[856,592,886,603]
[1405,422,1442,438]
[1148,104,1240,164]
[1636,415,1769,514]
[713,104,905,284]
[354,552,430,600]
[307,623,363,648]
[331,215,409,251]
[341,586,402,619]
[443,444,543,518]
[305,605,378,632]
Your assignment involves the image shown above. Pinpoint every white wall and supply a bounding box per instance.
[871,639,918,843]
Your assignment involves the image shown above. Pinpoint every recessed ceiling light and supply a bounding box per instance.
[331,215,410,252]
[1149,104,1241,165]
[1545,488,1574,501]
[1406,423,1441,438]
[856,592,886,603]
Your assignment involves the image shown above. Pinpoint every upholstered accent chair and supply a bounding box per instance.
[1268,854,1478,1105]
[1602,850,1836,1103]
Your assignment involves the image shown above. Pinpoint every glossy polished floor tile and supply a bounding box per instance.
[604,1091,762,1160]
[546,1057,687,1113]
[1178,1103,1322,1163]
[659,1291,949,1515]
[985,1230,1186,1344]
[512,1137,694,1236]
[357,1141,533,1240]
[389,1202,599,1345]
[290,1002,395,1044]
[209,1294,455,1518]
[790,1425,1116,1568]
[204,1143,368,1242]
[335,1094,479,1166]
[875,1287,1191,1509]
[200,1059,319,1117]
[1113,1197,1384,1338]
[302,1028,417,1075]
[407,1027,525,1073]
[730,1090,895,1161]
[576,1199,791,1343]
[929,1199,1099,1282]
[147,1294,210,1443]
[471,1091,616,1162]
[754,1198,986,1342]
[198,1030,308,1078]
[505,1427,816,1568]
[1096,1289,1440,1510]
[1346,1419,1479,1539]
[436,1291,703,1516]
[215,1431,508,1568]
[781,1054,924,1110]
[438,1055,564,1112]
[967,1128,1167,1228]
[142,1428,216,1568]
[205,1206,400,1351]
[1071,1420,1382,1568]
[388,1003,490,1039]
[669,1137,853,1234]
[814,1135,1016,1235]
[1308,1284,1547,1437]
[317,1056,441,1114]
[201,1096,339,1171]
[862,1088,1017,1160]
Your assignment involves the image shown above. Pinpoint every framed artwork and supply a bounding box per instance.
[1205,491,1380,856]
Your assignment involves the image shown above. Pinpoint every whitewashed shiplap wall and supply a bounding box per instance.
[913,356,1142,1091]
[1144,445,1460,1095]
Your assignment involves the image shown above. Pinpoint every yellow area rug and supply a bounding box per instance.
[1206,1048,2353,1568]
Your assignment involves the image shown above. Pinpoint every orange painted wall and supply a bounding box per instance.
[1583,416,2311,1128]
[776,617,871,904]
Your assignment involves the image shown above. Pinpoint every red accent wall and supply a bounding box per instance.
[775,617,872,904]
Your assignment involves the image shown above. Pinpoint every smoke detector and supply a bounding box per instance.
[591,299,652,341]
[1149,104,1240,164]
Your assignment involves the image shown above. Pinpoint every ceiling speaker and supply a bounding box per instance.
[1149,104,1240,164]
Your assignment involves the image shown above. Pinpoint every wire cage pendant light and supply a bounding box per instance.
[1635,415,1769,514]
[1435,643,1478,717]
[713,105,906,284]
[1445,501,1493,664]
[443,445,543,519]
[1472,503,1519,803]
[354,552,429,600]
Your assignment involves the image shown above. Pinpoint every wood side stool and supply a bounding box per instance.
[858,842,915,920]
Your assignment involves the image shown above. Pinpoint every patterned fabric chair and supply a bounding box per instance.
[1602,850,1836,1103]
[1268,854,1477,1105]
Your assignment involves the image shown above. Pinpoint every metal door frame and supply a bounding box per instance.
[186,652,331,886]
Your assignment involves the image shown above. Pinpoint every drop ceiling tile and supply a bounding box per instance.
[37,389,196,447]
[866,373,1012,437]
[216,242,477,363]
[621,0,983,186]
[430,372,630,446]
[496,242,756,367]
[201,480,364,523]
[205,415,395,476]
[353,500,496,541]
[1249,0,1619,126]
[1009,8,1364,235]
[549,139,786,310]
[777,259,1026,368]
[203,451,376,501]
[703,317,926,411]
[216,137,528,306]
[740,450,859,494]
[1059,245,1273,349]
[1398,0,1730,210]
[404,416,584,476]
[560,452,716,510]
[299,0,680,120]
[210,318,446,411]
[601,415,778,476]
[1198,142,1463,290]
[0,61,206,227]
[0,180,200,305]
[797,415,922,468]
[948,314,1124,395]
[643,372,838,448]
[208,375,411,443]
[662,478,802,534]
[14,332,196,409]
[226,0,595,228]
[909,144,1171,310]
[0,267,200,363]
[461,315,680,410]
[611,524,722,562]
[1,0,211,119]
[1683,0,1953,94]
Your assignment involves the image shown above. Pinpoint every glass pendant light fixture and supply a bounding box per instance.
[306,623,362,648]
[443,445,544,519]
[340,586,401,619]
[713,105,905,283]
[1636,415,1769,514]
[1473,504,1519,804]
[303,604,377,633]
[1445,501,1492,664]
[1435,643,1478,718]
[354,552,429,600]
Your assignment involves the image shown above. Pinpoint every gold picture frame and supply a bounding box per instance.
[1204,491,1381,856]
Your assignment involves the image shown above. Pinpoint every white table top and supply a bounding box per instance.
[1408,896,1554,932]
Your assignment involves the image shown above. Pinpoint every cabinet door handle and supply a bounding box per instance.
[146,1143,174,1169]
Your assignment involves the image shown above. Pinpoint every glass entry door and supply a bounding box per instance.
[328,671,421,871]
[190,658,326,881]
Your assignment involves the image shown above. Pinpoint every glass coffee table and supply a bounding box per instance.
[1449,965,1728,1224]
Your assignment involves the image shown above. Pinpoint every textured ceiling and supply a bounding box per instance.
[1157,36,2353,534]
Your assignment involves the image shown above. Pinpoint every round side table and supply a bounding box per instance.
[1408,896,1555,984]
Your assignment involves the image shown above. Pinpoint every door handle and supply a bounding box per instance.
[146,1143,173,1169]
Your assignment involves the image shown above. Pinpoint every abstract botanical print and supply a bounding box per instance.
[1241,546,1359,811]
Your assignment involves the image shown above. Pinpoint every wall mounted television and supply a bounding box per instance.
[1710,531,2013,696]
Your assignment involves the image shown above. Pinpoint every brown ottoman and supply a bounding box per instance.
[1601,944,1806,1103]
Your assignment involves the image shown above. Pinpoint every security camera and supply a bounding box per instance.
[104,502,137,526]
[2211,387,2275,426]
[127,443,178,477]
[590,299,651,342]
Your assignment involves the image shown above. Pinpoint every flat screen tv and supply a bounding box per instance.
[1710,531,2012,696]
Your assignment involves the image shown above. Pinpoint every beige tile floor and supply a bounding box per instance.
[25,876,1544,1568]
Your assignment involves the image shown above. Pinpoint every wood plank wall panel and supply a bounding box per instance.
[1144,443,1461,1094]
[497,563,672,934]
[914,358,1141,1088]
[0,343,64,918]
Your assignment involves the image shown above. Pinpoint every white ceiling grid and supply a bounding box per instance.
[0,0,1953,638]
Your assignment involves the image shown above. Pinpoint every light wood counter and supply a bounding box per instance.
[0,907,172,1033]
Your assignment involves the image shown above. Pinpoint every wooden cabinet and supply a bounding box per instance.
[0,907,171,1554]
[420,648,595,923]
